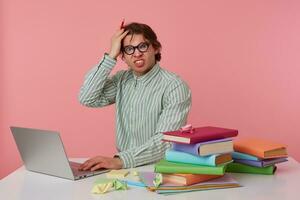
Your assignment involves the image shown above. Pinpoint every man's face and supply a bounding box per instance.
[122,34,159,77]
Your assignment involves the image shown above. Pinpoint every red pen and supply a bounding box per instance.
[120,19,125,29]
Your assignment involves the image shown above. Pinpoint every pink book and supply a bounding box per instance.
[163,126,238,144]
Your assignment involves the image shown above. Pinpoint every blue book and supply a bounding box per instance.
[165,150,232,166]
[232,151,261,161]
[172,138,233,156]
[125,180,146,187]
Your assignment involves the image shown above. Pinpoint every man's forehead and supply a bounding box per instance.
[123,34,147,45]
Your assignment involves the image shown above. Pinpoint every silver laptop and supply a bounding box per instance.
[10,126,109,180]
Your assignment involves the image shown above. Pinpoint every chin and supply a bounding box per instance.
[129,63,152,75]
[133,65,146,71]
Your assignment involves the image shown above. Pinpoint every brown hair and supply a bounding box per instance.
[121,22,162,61]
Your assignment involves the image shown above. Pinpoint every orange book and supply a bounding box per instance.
[162,174,222,186]
[234,138,288,159]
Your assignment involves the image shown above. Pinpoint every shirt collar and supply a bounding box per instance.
[132,62,161,86]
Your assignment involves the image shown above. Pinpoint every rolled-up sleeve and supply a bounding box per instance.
[78,54,122,107]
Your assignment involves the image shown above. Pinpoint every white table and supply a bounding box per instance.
[1,158,300,200]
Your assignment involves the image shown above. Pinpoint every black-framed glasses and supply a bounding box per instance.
[122,42,150,55]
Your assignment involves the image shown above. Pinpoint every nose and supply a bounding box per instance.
[133,48,143,57]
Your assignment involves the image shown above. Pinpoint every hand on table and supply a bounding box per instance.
[78,155,123,171]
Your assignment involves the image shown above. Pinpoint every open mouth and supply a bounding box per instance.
[134,59,145,67]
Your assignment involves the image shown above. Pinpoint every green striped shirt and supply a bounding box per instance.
[78,54,191,168]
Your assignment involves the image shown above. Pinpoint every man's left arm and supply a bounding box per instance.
[117,81,192,168]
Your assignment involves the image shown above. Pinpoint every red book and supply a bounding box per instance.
[163,126,238,144]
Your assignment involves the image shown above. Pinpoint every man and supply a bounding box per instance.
[78,22,191,171]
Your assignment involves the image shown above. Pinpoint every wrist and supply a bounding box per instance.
[108,52,117,60]
[113,156,123,169]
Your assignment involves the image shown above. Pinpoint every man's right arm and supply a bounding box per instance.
[78,54,120,107]
[79,28,129,108]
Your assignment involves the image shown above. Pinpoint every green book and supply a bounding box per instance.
[154,159,226,175]
[225,162,276,175]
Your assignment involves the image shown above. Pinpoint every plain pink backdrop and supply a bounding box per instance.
[1,0,300,179]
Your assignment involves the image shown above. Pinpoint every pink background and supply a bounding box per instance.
[1,0,300,179]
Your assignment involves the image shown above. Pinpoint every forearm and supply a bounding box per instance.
[117,133,171,168]
[78,54,117,107]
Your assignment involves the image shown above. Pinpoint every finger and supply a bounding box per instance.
[78,160,90,170]
[83,160,97,171]
[78,165,84,170]
[91,163,104,171]
[114,28,126,36]
[79,158,94,168]
[119,30,129,39]
[114,29,129,40]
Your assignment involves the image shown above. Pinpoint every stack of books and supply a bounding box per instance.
[148,126,240,194]
[226,138,288,175]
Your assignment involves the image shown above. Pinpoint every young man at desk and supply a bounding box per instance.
[78,22,191,171]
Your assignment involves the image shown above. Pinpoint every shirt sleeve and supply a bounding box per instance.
[78,53,122,107]
[116,81,192,168]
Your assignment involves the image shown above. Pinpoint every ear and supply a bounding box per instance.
[118,52,124,60]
